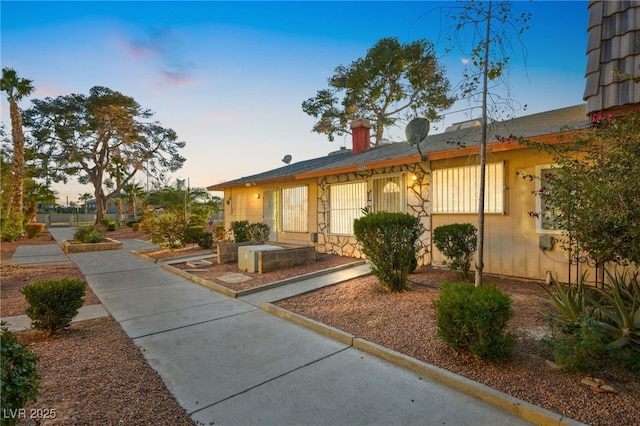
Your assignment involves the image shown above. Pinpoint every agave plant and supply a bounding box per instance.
[540,274,588,330]
[587,269,640,351]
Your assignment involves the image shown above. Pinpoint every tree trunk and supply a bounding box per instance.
[9,100,25,217]
[95,192,107,224]
[474,1,492,288]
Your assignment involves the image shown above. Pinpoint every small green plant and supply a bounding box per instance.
[25,223,45,239]
[247,222,270,242]
[215,224,224,240]
[353,212,423,292]
[197,232,214,249]
[73,225,106,243]
[100,218,121,231]
[434,282,515,360]
[231,220,250,243]
[547,316,608,373]
[21,278,87,337]
[432,223,477,281]
[1,324,40,426]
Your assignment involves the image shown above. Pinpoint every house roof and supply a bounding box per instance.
[207,104,590,190]
[206,149,353,190]
[583,1,640,115]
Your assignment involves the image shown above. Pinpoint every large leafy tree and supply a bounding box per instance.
[302,37,454,144]
[1,68,35,217]
[25,86,186,223]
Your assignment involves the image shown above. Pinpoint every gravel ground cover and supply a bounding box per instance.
[276,269,639,426]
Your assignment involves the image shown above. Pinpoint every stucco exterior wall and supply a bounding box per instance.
[220,178,318,246]
[429,148,580,283]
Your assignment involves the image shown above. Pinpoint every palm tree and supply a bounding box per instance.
[79,192,92,214]
[120,183,146,219]
[1,68,34,218]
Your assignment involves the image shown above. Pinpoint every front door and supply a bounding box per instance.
[262,189,277,241]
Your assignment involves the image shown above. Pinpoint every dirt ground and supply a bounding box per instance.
[2,226,638,425]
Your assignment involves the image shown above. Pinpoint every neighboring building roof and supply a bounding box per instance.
[583,0,640,115]
[208,104,589,190]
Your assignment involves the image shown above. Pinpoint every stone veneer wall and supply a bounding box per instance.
[316,163,432,267]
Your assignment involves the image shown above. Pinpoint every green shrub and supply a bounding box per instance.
[1,324,40,425]
[131,222,141,232]
[354,212,423,292]
[433,223,477,281]
[183,224,207,244]
[434,282,515,360]
[197,232,214,249]
[546,316,609,373]
[247,222,270,242]
[143,213,187,248]
[73,225,106,243]
[0,215,24,242]
[231,220,250,243]
[25,223,45,239]
[21,278,87,337]
[100,218,121,231]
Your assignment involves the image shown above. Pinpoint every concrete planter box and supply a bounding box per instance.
[60,238,123,253]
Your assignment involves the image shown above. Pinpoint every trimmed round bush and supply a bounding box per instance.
[25,223,46,239]
[1,325,40,425]
[21,279,87,337]
[434,282,515,360]
[354,212,423,292]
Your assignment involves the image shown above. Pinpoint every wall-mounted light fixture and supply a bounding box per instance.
[411,174,418,181]
[255,194,261,199]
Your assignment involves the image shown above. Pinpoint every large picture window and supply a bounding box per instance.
[329,181,367,235]
[281,186,307,232]
[432,162,505,214]
[372,175,405,213]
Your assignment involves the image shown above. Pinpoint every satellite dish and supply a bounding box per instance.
[282,154,292,165]
[405,118,430,146]
[405,118,429,161]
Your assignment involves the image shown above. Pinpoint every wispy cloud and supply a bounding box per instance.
[120,26,198,88]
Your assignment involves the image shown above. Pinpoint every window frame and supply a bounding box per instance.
[328,181,367,235]
[371,173,407,213]
[535,164,564,234]
[280,185,308,233]
[431,162,505,215]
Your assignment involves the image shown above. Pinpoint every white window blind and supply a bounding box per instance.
[432,162,504,214]
[329,182,367,234]
[281,186,308,232]
[372,175,405,213]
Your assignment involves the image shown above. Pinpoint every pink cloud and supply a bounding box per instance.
[159,70,197,86]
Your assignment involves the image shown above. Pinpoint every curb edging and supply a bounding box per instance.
[261,302,586,426]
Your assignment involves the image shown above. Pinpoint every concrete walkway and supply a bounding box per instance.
[3,228,582,426]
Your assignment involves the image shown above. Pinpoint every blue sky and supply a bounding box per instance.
[1,1,588,204]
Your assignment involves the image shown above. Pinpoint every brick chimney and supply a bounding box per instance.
[350,118,372,154]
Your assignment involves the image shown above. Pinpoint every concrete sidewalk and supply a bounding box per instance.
[4,228,581,426]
